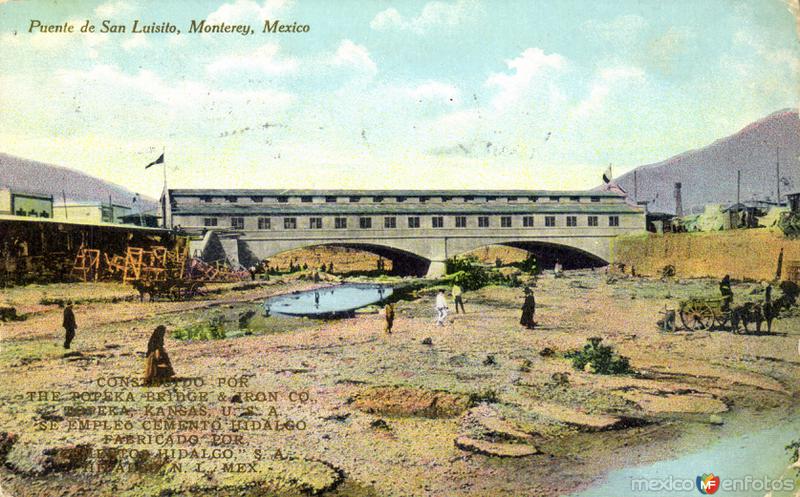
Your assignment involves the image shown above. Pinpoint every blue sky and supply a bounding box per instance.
[0,0,797,198]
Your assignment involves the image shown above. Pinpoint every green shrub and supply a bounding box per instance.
[444,256,489,291]
[565,337,632,375]
[172,316,227,341]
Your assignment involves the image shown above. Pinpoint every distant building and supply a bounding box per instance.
[0,188,54,218]
[119,208,161,227]
[52,201,132,224]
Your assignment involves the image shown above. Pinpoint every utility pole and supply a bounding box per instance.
[736,170,741,206]
[776,146,781,205]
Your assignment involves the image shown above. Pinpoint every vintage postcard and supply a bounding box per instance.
[1,0,799,496]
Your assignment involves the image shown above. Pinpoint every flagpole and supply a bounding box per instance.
[161,146,168,229]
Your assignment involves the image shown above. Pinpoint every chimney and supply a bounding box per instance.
[674,182,683,217]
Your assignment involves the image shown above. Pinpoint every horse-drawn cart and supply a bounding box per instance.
[678,296,762,333]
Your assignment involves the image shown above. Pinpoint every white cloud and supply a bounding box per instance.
[370,0,478,34]
[207,43,298,76]
[408,81,460,103]
[485,48,566,109]
[573,66,645,117]
[207,0,290,23]
[56,64,295,110]
[331,40,377,75]
[94,1,134,18]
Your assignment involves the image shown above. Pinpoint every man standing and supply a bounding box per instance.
[520,287,536,329]
[435,291,448,326]
[452,284,466,314]
[63,302,77,349]
[384,303,395,334]
[719,274,733,312]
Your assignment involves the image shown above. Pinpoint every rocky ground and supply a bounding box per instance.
[0,271,798,497]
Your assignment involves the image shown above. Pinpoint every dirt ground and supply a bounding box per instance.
[1,271,799,497]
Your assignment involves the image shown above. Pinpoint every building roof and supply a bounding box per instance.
[0,214,169,232]
[172,203,642,216]
[169,188,625,198]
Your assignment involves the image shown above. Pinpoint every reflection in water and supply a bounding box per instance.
[265,284,393,317]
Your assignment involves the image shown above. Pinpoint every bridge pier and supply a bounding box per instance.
[425,261,447,278]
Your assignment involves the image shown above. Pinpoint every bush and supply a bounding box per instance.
[565,337,632,375]
[444,256,489,291]
[172,316,227,341]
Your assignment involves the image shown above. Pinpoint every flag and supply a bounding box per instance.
[145,153,164,169]
[602,165,612,184]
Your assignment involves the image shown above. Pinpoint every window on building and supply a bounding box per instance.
[590,196,600,203]
[278,196,288,203]
[359,217,372,229]
[545,216,556,227]
[523,216,534,227]
[529,196,538,202]
[284,217,297,229]
[374,196,384,203]
[231,217,244,229]
[442,196,452,202]
[455,216,467,228]
[464,196,474,202]
[226,196,237,203]
[202,196,213,203]
[203,218,218,227]
[478,216,490,227]
[41,211,49,218]
[301,196,313,203]
[569,196,580,202]
[501,216,512,227]
[566,216,577,227]
[588,216,598,227]
[15,209,25,216]
[384,217,396,228]
[396,196,407,203]
[251,196,263,203]
[408,216,420,228]
[508,196,517,202]
[486,196,498,202]
[609,215,620,227]
[432,216,444,228]
[549,196,560,202]
[258,217,271,230]
[349,196,359,203]
[335,217,347,229]
[419,196,429,203]
[325,196,337,203]
[309,217,322,229]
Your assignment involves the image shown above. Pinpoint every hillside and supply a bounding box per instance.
[611,108,799,214]
[0,153,157,209]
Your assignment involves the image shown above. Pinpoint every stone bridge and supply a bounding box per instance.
[168,189,645,276]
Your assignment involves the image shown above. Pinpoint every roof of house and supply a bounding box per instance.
[172,202,642,216]
[169,188,625,198]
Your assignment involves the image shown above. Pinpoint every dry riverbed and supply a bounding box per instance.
[0,271,798,497]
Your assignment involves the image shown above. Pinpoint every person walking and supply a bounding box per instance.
[452,284,466,314]
[435,291,449,326]
[384,303,395,334]
[62,302,77,349]
[520,287,536,329]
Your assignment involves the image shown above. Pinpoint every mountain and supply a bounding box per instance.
[0,153,157,210]
[610,109,799,214]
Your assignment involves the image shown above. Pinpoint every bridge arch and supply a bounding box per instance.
[454,240,608,270]
[244,238,434,276]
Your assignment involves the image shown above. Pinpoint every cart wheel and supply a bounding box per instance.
[680,302,712,330]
